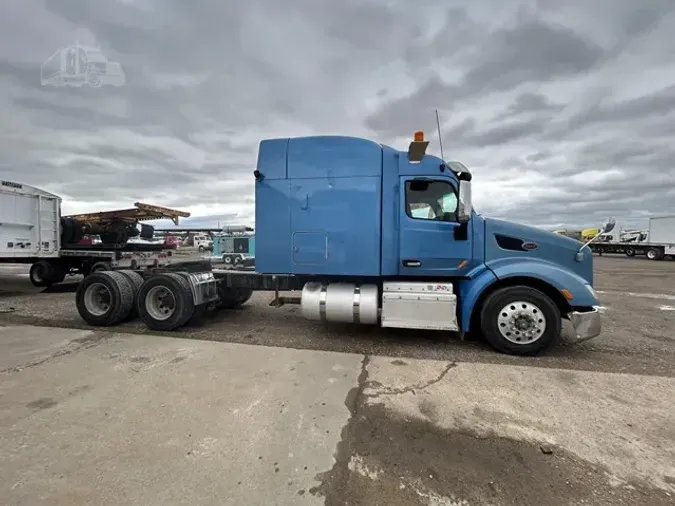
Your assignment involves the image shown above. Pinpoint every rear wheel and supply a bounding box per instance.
[646,247,662,260]
[480,286,561,355]
[216,283,252,309]
[117,270,144,321]
[90,261,111,273]
[137,273,195,331]
[29,260,54,287]
[75,271,134,326]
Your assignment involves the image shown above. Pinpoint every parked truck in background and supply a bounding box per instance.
[589,216,675,260]
[0,180,186,287]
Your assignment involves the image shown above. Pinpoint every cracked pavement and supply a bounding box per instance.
[1,325,674,505]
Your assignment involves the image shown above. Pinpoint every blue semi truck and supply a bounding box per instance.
[75,132,604,355]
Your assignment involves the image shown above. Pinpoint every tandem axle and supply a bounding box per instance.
[74,267,601,356]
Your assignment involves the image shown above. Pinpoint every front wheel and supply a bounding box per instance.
[480,286,561,355]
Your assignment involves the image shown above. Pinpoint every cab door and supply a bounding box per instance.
[398,176,473,277]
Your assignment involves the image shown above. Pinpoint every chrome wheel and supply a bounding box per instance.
[83,282,112,316]
[497,301,547,344]
[144,285,176,321]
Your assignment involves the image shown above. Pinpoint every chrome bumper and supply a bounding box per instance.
[567,306,602,343]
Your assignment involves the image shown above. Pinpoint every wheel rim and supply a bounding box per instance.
[84,282,112,316]
[32,266,43,283]
[648,250,656,259]
[224,256,232,264]
[497,301,547,344]
[145,285,176,321]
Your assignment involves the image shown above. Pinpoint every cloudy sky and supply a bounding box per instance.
[1,0,675,231]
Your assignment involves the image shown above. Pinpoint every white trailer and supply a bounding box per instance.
[590,215,675,260]
[0,180,174,286]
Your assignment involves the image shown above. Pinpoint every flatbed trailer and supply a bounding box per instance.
[3,242,175,287]
[0,180,189,286]
[589,241,675,260]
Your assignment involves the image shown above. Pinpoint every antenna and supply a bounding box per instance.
[435,109,445,162]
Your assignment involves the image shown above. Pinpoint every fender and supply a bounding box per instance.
[456,258,599,333]
[456,266,497,333]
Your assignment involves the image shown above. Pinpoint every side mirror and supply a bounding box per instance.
[601,217,616,234]
[457,180,472,223]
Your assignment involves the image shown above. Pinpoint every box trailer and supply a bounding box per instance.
[0,180,61,259]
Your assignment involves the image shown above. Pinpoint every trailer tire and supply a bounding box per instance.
[480,285,561,356]
[236,289,253,305]
[61,217,81,245]
[137,273,195,331]
[646,247,663,260]
[90,261,112,273]
[117,270,144,321]
[76,271,134,326]
[216,284,252,309]
[29,260,55,287]
[625,247,635,257]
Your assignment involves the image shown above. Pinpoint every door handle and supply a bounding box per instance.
[402,259,421,267]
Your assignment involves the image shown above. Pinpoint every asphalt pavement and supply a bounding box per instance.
[0,256,674,377]
[0,255,674,505]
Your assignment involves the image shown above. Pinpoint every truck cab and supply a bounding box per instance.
[250,133,602,355]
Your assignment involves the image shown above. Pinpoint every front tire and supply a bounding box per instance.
[480,286,561,355]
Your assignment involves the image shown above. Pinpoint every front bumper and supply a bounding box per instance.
[567,306,602,343]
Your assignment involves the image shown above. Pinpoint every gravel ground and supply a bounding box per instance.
[0,255,674,377]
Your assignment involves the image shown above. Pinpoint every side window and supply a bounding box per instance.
[405,180,458,222]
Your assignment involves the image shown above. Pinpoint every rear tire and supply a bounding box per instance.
[90,261,111,273]
[216,283,252,309]
[29,260,54,287]
[137,273,195,331]
[76,271,134,326]
[646,247,662,260]
[117,270,144,321]
[480,286,561,356]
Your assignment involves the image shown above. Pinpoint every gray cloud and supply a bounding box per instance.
[1,0,675,232]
